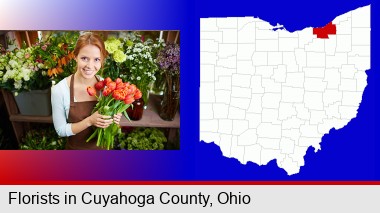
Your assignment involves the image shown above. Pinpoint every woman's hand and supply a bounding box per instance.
[88,111,113,129]
[113,113,122,125]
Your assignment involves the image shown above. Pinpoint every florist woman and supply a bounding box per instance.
[51,32,121,149]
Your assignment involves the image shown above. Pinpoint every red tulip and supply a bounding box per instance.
[128,84,137,94]
[87,86,96,96]
[94,81,105,90]
[102,88,113,96]
[123,82,130,91]
[107,82,116,91]
[134,89,142,99]
[116,82,126,90]
[113,89,127,100]
[124,94,135,104]
[104,77,112,85]
[115,78,123,84]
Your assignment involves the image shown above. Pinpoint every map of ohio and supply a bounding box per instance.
[200,5,370,175]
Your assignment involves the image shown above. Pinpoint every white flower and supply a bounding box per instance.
[14,80,22,89]
[133,48,141,53]
[16,51,23,58]
[8,60,18,68]
[136,76,141,80]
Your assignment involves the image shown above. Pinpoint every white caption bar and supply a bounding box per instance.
[0,185,379,212]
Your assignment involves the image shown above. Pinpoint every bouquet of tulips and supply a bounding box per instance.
[86,77,142,150]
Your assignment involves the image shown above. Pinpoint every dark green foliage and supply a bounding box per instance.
[118,127,167,150]
[21,126,67,150]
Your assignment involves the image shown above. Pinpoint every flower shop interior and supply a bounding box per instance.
[0,30,180,150]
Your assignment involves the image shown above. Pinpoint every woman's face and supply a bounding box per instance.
[75,44,102,79]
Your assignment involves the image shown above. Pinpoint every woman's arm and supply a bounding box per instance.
[51,83,74,137]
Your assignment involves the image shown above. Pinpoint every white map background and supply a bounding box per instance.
[200,5,371,175]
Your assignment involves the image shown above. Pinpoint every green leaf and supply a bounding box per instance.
[86,128,98,142]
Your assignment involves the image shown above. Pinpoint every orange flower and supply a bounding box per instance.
[68,51,75,60]
[87,86,96,96]
[102,87,113,96]
[61,57,67,66]
[57,67,64,74]
[48,68,58,77]
[107,82,116,91]
[128,84,137,94]
[104,77,112,85]
[115,78,123,84]
[134,89,142,99]
[47,69,52,77]
[124,94,135,104]
[116,82,126,90]
[112,89,127,101]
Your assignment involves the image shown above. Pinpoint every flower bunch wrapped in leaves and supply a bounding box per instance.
[86,77,142,150]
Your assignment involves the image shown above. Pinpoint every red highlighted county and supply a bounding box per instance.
[313,22,336,38]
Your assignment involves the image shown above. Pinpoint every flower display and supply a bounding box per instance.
[122,34,164,105]
[0,31,79,94]
[156,43,180,121]
[103,37,127,79]
[0,45,49,94]
[33,32,79,83]
[102,32,163,106]
[86,77,142,150]
[156,43,180,75]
